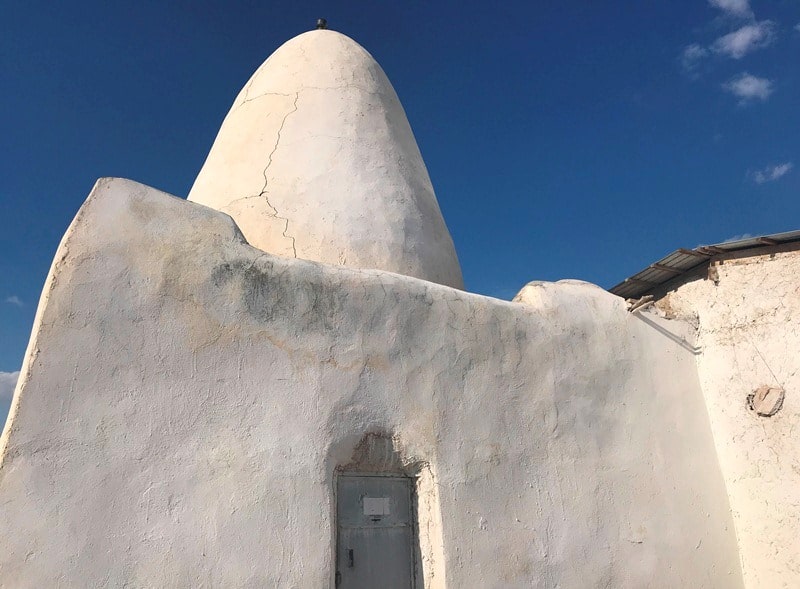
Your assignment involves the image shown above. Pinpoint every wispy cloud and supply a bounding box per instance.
[4,296,23,307]
[795,22,800,32]
[708,0,753,19]
[711,21,776,59]
[0,371,20,400]
[681,44,709,74]
[750,162,794,184]
[723,72,774,103]
[723,233,753,243]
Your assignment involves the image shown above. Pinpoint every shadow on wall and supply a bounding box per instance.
[633,312,701,355]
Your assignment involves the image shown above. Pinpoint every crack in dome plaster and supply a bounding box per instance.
[252,92,299,258]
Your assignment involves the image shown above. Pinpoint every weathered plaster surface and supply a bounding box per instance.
[0,179,741,587]
[188,30,463,289]
[656,250,800,588]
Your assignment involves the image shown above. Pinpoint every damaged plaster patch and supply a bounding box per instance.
[654,293,700,329]
[747,385,785,417]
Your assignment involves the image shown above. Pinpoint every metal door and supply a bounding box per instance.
[336,475,414,588]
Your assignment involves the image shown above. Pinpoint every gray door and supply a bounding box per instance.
[336,475,414,588]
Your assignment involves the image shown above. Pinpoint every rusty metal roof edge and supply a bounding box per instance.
[609,229,800,298]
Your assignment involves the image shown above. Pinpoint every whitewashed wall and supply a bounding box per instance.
[656,249,800,589]
[0,179,741,587]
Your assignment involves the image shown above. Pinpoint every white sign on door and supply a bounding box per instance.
[363,497,390,516]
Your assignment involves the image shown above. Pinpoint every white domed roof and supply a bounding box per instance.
[188,29,463,289]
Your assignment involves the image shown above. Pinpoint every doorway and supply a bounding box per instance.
[336,474,415,588]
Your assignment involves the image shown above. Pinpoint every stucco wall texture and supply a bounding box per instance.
[657,249,800,588]
[0,179,742,587]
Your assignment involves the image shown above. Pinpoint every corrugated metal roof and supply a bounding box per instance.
[609,229,800,299]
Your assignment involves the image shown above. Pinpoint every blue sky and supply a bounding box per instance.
[2,0,799,422]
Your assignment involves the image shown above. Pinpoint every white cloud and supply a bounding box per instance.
[712,21,776,59]
[681,44,709,73]
[751,162,794,184]
[708,0,753,18]
[723,233,753,242]
[4,295,23,307]
[0,371,20,400]
[795,23,800,32]
[723,72,774,102]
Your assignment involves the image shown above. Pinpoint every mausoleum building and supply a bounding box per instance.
[1,27,797,588]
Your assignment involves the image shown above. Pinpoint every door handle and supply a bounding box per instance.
[348,548,354,568]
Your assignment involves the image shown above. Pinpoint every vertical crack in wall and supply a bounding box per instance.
[255,92,299,258]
